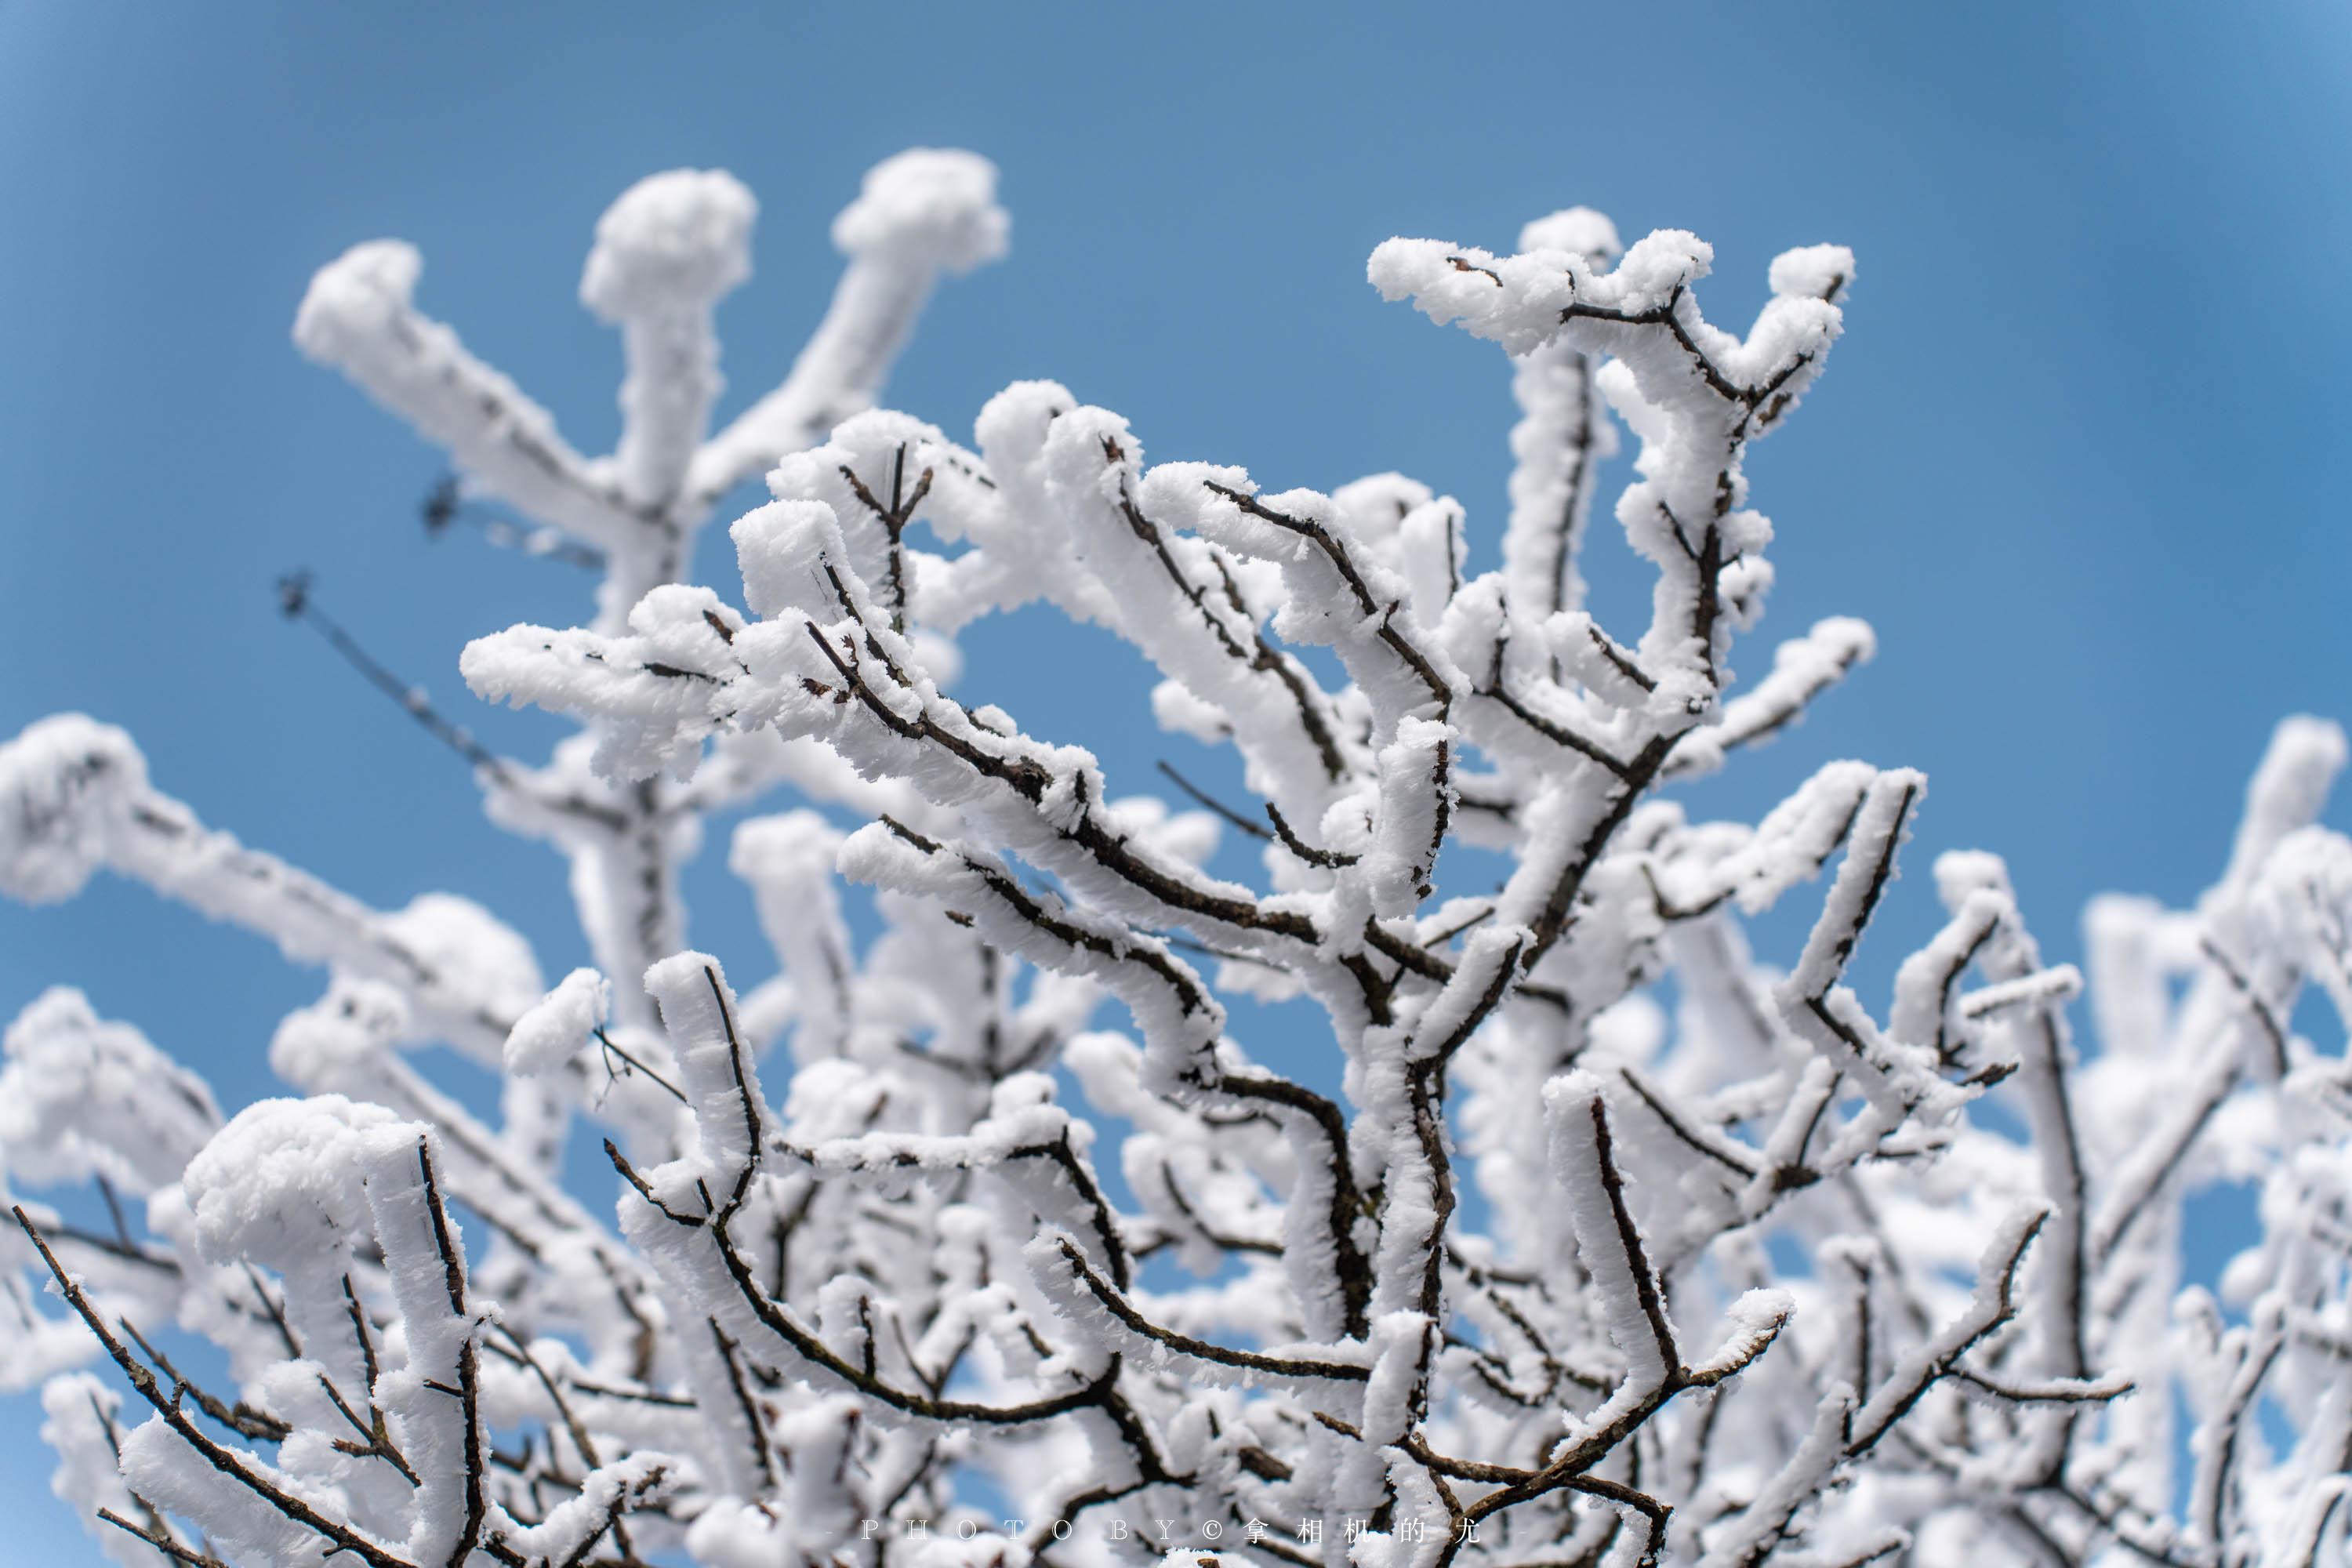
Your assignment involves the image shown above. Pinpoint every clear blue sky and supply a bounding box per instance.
[2,3,2348,1558]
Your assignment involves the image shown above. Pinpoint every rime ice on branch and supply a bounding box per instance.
[289,148,1009,1036]
[5,167,2352,1568]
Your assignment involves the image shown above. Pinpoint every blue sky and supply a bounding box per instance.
[2,2,2348,1558]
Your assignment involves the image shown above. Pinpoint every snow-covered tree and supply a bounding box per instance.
[5,153,2350,1568]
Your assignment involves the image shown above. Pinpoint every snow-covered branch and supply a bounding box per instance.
[6,162,2347,1568]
